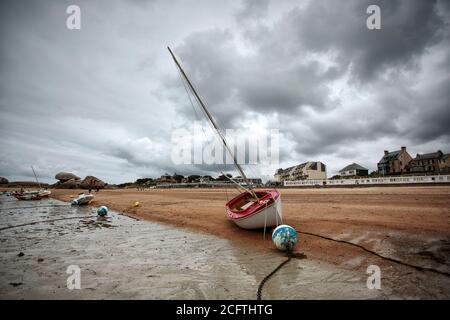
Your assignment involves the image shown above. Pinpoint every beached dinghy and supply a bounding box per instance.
[226,190,282,229]
[168,47,283,229]
[71,193,94,205]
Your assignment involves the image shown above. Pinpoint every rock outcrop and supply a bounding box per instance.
[0,177,8,184]
[55,172,80,182]
[53,178,81,189]
[80,176,106,190]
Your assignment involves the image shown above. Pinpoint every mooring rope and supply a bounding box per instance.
[257,227,450,300]
[257,254,291,300]
[297,230,450,277]
[0,215,97,231]
[257,246,292,300]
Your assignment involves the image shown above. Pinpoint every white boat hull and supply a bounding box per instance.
[233,196,283,229]
[71,194,94,205]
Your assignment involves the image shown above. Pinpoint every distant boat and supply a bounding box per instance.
[71,193,94,206]
[13,166,51,201]
[13,189,51,201]
[168,47,283,229]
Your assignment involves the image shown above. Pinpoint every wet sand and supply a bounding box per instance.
[1,186,450,298]
[1,197,380,299]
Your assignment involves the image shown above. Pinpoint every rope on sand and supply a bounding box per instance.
[297,230,450,278]
[257,244,294,300]
[0,216,96,231]
[257,229,449,300]
[257,252,291,300]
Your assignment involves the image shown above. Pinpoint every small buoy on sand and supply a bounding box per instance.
[97,206,108,217]
[272,224,298,251]
[133,201,140,207]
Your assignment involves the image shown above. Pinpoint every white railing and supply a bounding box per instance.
[284,175,450,187]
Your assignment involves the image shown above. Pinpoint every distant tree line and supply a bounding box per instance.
[117,173,235,188]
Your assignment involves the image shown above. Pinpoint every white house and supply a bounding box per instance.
[338,163,369,177]
[274,162,327,182]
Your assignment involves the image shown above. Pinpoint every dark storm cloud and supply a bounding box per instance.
[406,76,450,142]
[272,0,445,83]
[175,0,446,118]
[171,28,339,128]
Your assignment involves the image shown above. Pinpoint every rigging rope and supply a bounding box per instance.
[173,54,248,200]
[169,47,257,199]
[176,63,202,122]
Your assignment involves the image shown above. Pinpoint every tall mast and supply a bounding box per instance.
[168,47,257,199]
[31,166,41,189]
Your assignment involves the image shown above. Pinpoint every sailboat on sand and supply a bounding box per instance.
[168,47,282,230]
[13,166,51,200]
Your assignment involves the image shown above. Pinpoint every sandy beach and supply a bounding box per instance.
[1,186,450,299]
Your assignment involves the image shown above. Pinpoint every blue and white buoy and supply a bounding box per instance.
[272,224,298,251]
[97,206,108,217]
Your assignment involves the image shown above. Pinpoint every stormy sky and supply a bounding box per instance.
[1,0,449,184]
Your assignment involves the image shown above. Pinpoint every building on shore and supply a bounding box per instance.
[440,154,450,173]
[233,176,263,186]
[200,176,214,183]
[377,147,412,175]
[407,150,449,174]
[338,163,369,177]
[274,162,327,182]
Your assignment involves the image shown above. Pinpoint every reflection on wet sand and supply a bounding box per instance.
[0,196,380,299]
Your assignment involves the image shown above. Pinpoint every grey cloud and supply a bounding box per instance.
[235,0,270,21]
[172,29,339,128]
[270,0,445,83]
[407,76,450,142]
[174,0,447,124]
[238,61,339,111]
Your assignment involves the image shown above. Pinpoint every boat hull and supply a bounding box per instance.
[71,194,94,205]
[226,189,283,229]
